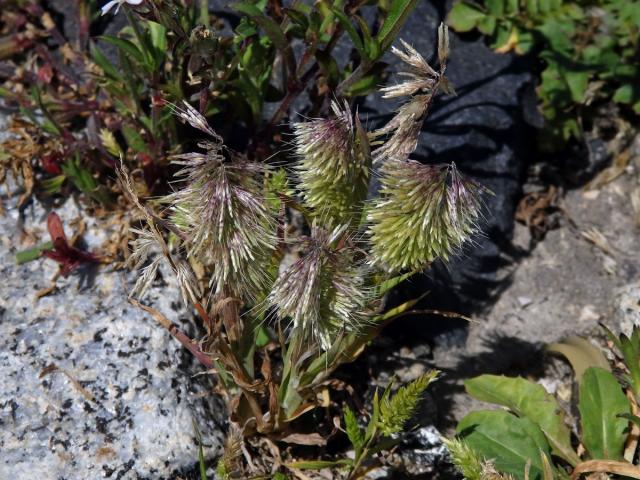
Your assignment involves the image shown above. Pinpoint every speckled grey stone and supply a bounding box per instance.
[0,195,225,479]
[613,282,640,336]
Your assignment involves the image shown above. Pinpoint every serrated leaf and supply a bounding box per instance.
[457,410,551,480]
[447,2,486,32]
[579,367,630,460]
[465,375,579,466]
[344,407,364,455]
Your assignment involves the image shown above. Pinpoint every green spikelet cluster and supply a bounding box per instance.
[443,438,484,480]
[292,100,371,225]
[215,428,243,480]
[444,438,516,480]
[368,160,482,271]
[378,370,439,436]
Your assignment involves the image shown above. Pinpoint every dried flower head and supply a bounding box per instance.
[268,223,369,349]
[117,161,202,306]
[373,25,450,166]
[292,100,371,225]
[165,103,276,301]
[368,160,483,271]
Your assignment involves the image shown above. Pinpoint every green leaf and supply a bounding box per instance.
[365,388,380,443]
[447,2,485,32]
[344,407,364,455]
[563,70,589,103]
[41,175,66,195]
[465,375,579,466]
[16,241,54,264]
[99,35,146,65]
[147,21,167,68]
[234,2,288,50]
[376,0,419,53]
[329,6,364,55]
[148,21,167,53]
[121,125,149,154]
[578,367,630,460]
[90,44,123,81]
[376,270,418,296]
[354,16,380,61]
[613,84,634,104]
[457,410,551,480]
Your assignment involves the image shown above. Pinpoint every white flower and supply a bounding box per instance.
[101,0,143,16]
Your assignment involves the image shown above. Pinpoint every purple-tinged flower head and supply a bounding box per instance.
[368,160,483,271]
[165,102,277,302]
[292,100,371,225]
[268,223,369,349]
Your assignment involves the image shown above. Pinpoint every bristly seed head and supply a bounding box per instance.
[292,100,371,225]
[368,160,483,271]
[268,223,369,350]
[164,104,277,302]
[373,26,450,166]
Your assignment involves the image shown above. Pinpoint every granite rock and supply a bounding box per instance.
[0,195,225,479]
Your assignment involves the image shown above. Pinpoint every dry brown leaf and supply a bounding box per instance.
[571,460,640,479]
[581,227,616,256]
[277,432,327,446]
[515,186,560,239]
[585,149,631,190]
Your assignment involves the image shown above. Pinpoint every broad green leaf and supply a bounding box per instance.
[457,410,551,480]
[486,0,504,17]
[147,21,167,54]
[613,85,634,104]
[465,375,579,466]
[563,70,589,103]
[376,0,419,52]
[447,2,485,32]
[579,367,630,460]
